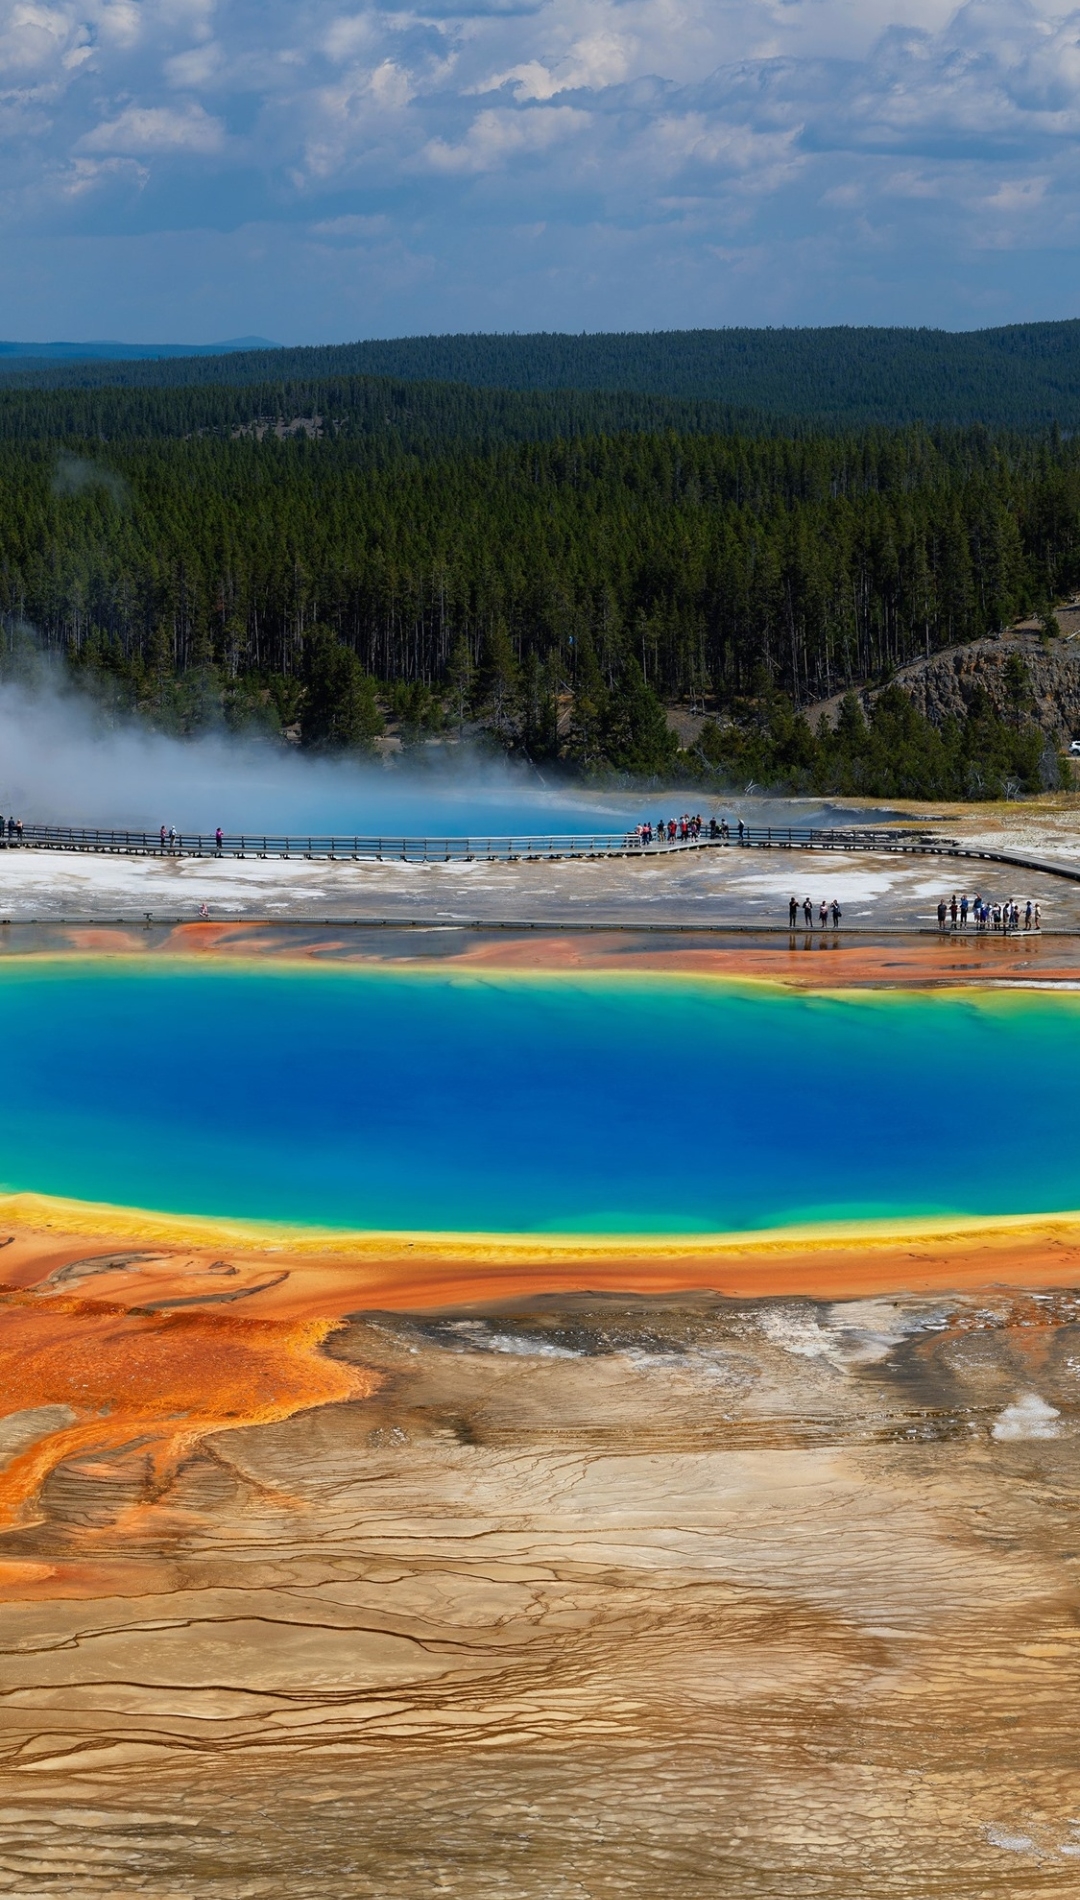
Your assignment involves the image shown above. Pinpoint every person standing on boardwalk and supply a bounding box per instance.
[819,899,829,929]
[950,894,958,927]
[803,897,813,926]
[215,827,223,854]
[960,895,969,928]
[937,899,948,931]
[789,897,798,928]
[831,899,842,927]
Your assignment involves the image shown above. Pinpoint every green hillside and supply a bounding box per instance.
[6,322,1080,429]
[0,375,764,451]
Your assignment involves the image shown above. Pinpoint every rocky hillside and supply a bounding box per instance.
[805,605,1080,746]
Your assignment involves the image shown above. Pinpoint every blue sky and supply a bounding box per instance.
[2,0,1080,341]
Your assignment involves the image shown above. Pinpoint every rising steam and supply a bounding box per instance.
[51,456,130,507]
[0,663,637,839]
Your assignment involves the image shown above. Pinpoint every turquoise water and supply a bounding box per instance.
[1,960,1078,1234]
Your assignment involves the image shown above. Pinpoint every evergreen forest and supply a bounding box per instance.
[2,365,1078,799]
[10,320,1080,432]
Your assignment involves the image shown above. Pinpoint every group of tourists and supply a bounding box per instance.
[158,825,225,853]
[936,893,1041,932]
[632,814,709,845]
[631,814,751,846]
[0,816,24,843]
[788,896,843,929]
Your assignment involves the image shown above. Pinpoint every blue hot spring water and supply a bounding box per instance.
[1,960,1078,1234]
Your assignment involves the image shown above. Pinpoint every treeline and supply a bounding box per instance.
[7,322,1080,430]
[0,375,765,452]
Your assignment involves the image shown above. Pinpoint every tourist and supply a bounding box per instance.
[937,899,947,931]
[788,896,798,927]
[1035,903,1042,930]
[215,826,223,854]
[831,899,842,927]
[819,899,829,929]
[960,895,969,928]
[737,818,746,843]
[1025,900,1033,931]
[159,824,167,851]
[950,894,958,927]
[168,825,177,853]
[802,897,813,926]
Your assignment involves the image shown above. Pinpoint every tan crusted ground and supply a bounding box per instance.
[2,1212,1080,1895]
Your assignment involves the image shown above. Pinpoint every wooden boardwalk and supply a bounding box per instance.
[2,818,1079,888]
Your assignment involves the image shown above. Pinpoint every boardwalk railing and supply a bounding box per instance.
[0,821,936,863]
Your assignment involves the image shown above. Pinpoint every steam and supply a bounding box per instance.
[0,667,638,838]
[51,456,129,507]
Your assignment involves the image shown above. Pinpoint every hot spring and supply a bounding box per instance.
[1,959,1077,1235]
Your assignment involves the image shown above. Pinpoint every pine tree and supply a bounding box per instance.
[445,636,475,735]
[301,626,383,751]
[478,619,519,739]
[518,650,559,760]
[601,658,678,776]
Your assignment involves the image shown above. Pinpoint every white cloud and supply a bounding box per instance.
[310,211,388,237]
[165,40,224,87]
[63,150,148,192]
[424,104,589,173]
[80,102,225,152]
[0,2,88,76]
[3,0,1080,330]
[476,28,635,99]
[93,0,144,52]
[986,174,1048,209]
[321,12,378,63]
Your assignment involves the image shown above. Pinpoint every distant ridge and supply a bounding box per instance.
[4,322,1080,428]
[0,337,274,362]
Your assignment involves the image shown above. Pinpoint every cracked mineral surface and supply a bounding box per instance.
[1,1281,1079,1897]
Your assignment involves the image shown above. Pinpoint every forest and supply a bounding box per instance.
[0,375,762,452]
[8,321,1080,431]
[1,383,1077,797]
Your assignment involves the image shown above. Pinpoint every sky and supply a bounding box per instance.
[2,0,1080,340]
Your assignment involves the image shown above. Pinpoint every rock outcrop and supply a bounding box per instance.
[895,628,1080,742]
[807,605,1080,743]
